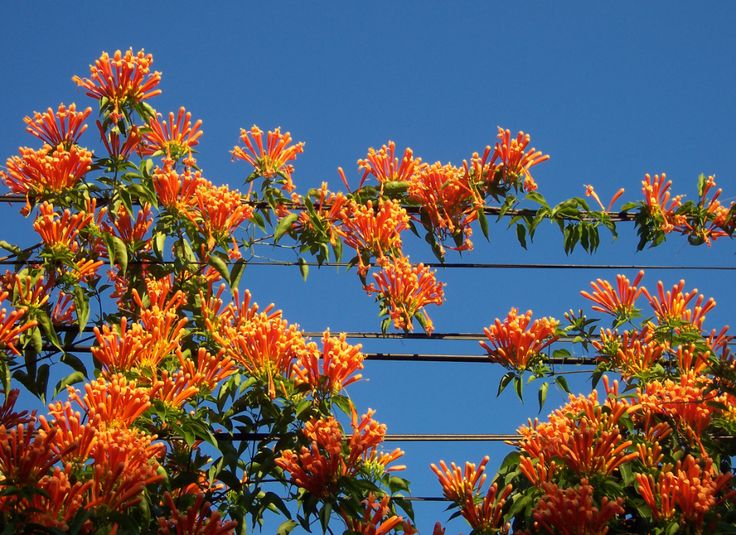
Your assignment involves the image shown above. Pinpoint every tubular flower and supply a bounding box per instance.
[275,417,344,497]
[152,164,209,217]
[2,144,92,196]
[149,369,200,408]
[681,175,735,244]
[92,317,153,372]
[533,480,624,535]
[0,297,36,356]
[0,389,31,429]
[634,371,723,438]
[408,162,482,252]
[490,127,549,192]
[431,456,512,533]
[580,271,645,319]
[33,202,93,254]
[431,456,490,503]
[340,494,410,535]
[518,380,638,477]
[232,125,305,190]
[73,48,162,123]
[592,325,668,378]
[365,255,445,335]
[87,427,164,511]
[40,401,97,462]
[18,466,90,531]
[157,493,237,535]
[140,106,203,162]
[480,308,559,371]
[102,203,153,248]
[584,184,625,212]
[642,279,715,330]
[642,173,684,233]
[675,343,712,374]
[336,198,410,274]
[636,455,732,527]
[178,348,238,393]
[0,422,60,487]
[212,304,307,399]
[357,141,422,189]
[194,182,254,248]
[24,103,92,147]
[97,120,141,162]
[293,183,349,247]
[293,331,365,394]
[70,374,151,430]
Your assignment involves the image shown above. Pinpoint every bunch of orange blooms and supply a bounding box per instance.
[0,47,734,533]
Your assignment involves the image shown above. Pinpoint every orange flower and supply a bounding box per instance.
[275,417,343,497]
[491,127,549,192]
[430,456,512,533]
[0,389,31,429]
[365,255,445,335]
[592,325,667,378]
[2,144,92,196]
[336,199,410,275]
[212,298,306,399]
[681,175,734,245]
[642,279,715,330]
[194,182,254,248]
[73,49,162,123]
[0,422,59,486]
[140,106,203,162]
[70,374,151,429]
[0,294,36,356]
[97,120,141,162]
[634,371,722,438]
[178,348,238,393]
[584,184,625,212]
[232,125,304,190]
[158,493,237,535]
[518,379,637,477]
[152,164,207,216]
[92,317,151,372]
[33,202,93,254]
[642,173,684,233]
[19,466,90,531]
[293,331,364,394]
[357,141,422,189]
[87,427,164,511]
[533,479,624,535]
[40,401,97,462]
[24,103,92,147]
[480,308,559,371]
[636,455,731,527]
[340,494,410,535]
[580,271,644,319]
[102,203,153,248]
[408,162,482,252]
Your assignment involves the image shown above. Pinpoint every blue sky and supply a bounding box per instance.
[2,2,736,532]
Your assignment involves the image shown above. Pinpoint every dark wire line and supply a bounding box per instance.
[27,344,601,365]
[210,432,521,442]
[1,257,733,271]
[0,194,637,222]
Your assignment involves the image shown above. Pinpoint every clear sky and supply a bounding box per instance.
[2,2,736,532]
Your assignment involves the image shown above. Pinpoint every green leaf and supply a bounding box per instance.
[513,375,523,401]
[276,520,298,535]
[36,310,62,351]
[0,240,21,254]
[537,381,549,412]
[477,207,489,239]
[53,371,84,398]
[516,224,527,249]
[497,372,515,397]
[110,235,129,275]
[697,173,706,197]
[555,375,570,393]
[230,259,247,289]
[274,213,298,243]
[36,364,49,403]
[153,232,166,260]
[209,254,231,285]
[73,286,89,335]
[298,257,309,282]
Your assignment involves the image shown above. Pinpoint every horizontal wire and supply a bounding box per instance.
[25,344,599,366]
[1,257,732,271]
[211,432,521,442]
[0,194,636,222]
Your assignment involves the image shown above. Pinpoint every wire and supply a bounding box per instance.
[1,257,733,271]
[211,432,521,442]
